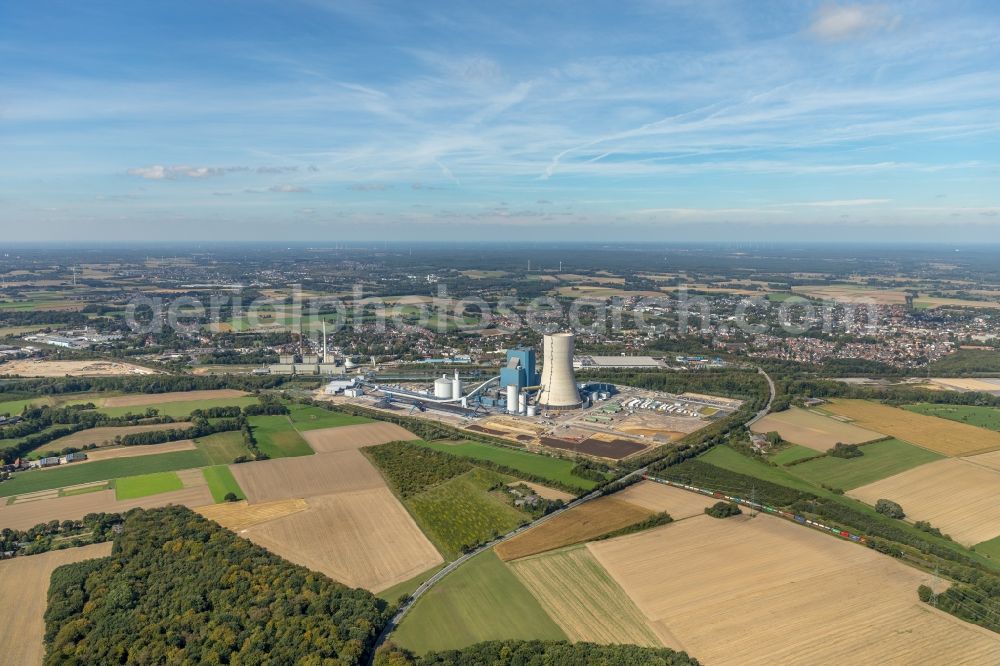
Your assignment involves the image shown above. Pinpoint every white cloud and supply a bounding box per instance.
[809,4,899,41]
[127,165,230,179]
[783,199,891,207]
[269,184,311,193]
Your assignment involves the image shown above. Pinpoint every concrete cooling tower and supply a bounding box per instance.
[537,332,581,409]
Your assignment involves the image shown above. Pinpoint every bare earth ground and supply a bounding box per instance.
[613,481,716,519]
[509,546,661,647]
[0,486,214,530]
[965,449,1000,472]
[495,497,653,561]
[83,439,197,462]
[824,399,1000,456]
[507,481,574,502]
[43,423,195,450]
[0,542,113,665]
[751,407,882,451]
[196,498,309,531]
[100,389,248,407]
[0,359,158,377]
[229,449,384,502]
[242,487,443,592]
[589,514,1000,665]
[930,377,1000,392]
[848,458,1000,546]
[299,422,419,453]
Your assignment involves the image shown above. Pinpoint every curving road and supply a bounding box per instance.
[366,367,776,663]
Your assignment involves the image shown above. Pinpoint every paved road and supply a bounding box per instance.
[366,368,776,662]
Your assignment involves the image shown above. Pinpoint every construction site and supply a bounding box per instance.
[319,332,741,461]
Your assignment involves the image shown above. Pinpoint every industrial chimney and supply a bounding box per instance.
[537,332,581,409]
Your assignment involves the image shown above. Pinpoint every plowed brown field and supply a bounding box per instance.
[43,423,194,449]
[300,422,418,453]
[83,439,196,461]
[196,498,309,531]
[750,407,881,451]
[229,449,384,502]
[614,481,716,519]
[102,389,247,407]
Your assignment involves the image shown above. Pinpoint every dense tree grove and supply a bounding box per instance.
[375,640,700,665]
[1,512,122,558]
[875,499,905,519]
[705,501,742,519]
[0,374,295,397]
[44,506,391,665]
[363,441,474,497]
[828,442,864,459]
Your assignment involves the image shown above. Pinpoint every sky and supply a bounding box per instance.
[2,0,1000,242]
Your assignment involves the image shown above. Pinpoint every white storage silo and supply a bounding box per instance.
[506,384,518,413]
[452,370,462,399]
[518,393,527,414]
[538,332,581,409]
[526,405,537,417]
[434,375,453,399]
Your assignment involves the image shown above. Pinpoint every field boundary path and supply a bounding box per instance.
[366,370,775,663]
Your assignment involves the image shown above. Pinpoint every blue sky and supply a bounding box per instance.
[2,0,999,242]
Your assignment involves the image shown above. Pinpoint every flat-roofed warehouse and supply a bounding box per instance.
[574,355,663,369]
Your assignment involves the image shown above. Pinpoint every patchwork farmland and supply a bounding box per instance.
[588,514,1000,665]
[750,406,882,451]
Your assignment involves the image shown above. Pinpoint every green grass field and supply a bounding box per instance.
[203,465,245,503]
[904,403,1000,431]
[248,415,314,458]
[95,396,259,419]
[769,444,821,465]
[415,440,593,491]
[376,563,447,603]
[194,431,250,465]
[285,404,372,431]
[393,550,565,655]
[0,449,210,497]
[115,471,183,500]
[786,438,943,490]
[406,468,528,559]
[974,535,1000,561]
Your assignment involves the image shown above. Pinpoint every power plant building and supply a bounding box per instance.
[500,347,539,393]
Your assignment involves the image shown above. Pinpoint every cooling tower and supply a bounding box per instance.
[537,332,581,409]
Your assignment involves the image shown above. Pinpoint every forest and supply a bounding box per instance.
[375,640,700,665]
[44,506,391,665]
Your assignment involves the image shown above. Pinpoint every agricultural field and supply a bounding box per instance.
[407,468,528,559]
[613,481,716,519]
[787,438,943,490]
[495,497,653,562]
[928,378,1000,393]
[415,439,594,491]
[115,471,183,500]
[823,399,1000,456]
[768,444,821,465]
[967,449,1000,472]
[196,498,309,531]
[0,449,211,497]
[242,486,443,592]
[247,415,314,458]
[977,535,1000,561]
[300,422,418,453]
[393,550,566,655]
[286,404,372,431]
[0,359,157,377]
[33,422,195,453]
[508,545,661,647]
[849,458,1000,546]
[193,430,250,464]
[904,403,1000,431]
[588,513,1000,664]
[202,465,245,502]
[96,395,259,419]
[750,406,882,451]
[99,389,249,407]
[0,543,113,666]
[230,449,384,502]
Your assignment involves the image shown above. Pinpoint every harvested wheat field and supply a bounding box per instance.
[965,449,1000,472]
[300,422,418,453]
[101,389,248,407]
[229,450,384,502]
[0,359,157,377]
[588,513,1000,665]
[42,422,195,450]
[508,480,574,502]
[0,485,214,530]
[849,458,1000,546]
[196,498,308,531]
[0,542,113,665]
[508,545,661,647]
[930,377,1000,392]
[614,481,716,519]
[243,487,443,592]
[495,497,653,561]
[750,407,882,451]
[83,439,197,461]
[824,399,1000,456]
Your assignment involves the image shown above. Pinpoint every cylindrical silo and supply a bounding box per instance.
[538,332,581,409]
[452,370,462,399]
[434,375,452,399]
[506,384,518,413]
[518,393,527,414]
[526,405,537,417]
